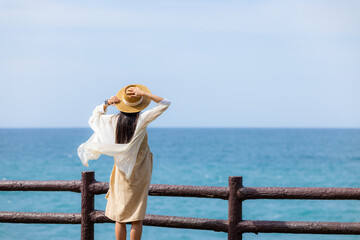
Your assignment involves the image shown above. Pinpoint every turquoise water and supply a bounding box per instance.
[0,128,359,240]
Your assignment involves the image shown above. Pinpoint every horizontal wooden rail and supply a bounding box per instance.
[0,180,81,192]
[90,182,230,199]
[0,210,228,232]
[0,181,230,200]
[1,210,359,235]
[2,180,359,200]
[238,187,360,200]
[91,210,228,232]
[0,211,81,224]
[237,220,360,235]
[151,184,229,199]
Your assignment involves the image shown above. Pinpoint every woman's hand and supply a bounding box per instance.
[126,87,145,98]
[108,96,120,105]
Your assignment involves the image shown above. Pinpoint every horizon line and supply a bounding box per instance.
[0,126,360,130]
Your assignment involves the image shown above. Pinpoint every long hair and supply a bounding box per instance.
[115,111,139,144]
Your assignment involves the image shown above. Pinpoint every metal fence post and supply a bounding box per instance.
[228,176,243,240]
[81,171,95,240]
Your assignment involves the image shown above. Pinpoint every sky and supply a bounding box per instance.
[0,0,359,128]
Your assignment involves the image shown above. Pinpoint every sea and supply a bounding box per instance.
[0,128,359,240]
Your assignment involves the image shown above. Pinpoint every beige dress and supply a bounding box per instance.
[105,132,153,222]
[77,99,171,223]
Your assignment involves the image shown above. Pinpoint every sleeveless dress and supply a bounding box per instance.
[105,132,153,222]
[77,99,171,223]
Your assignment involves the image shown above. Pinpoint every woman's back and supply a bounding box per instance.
[78,98,171,179]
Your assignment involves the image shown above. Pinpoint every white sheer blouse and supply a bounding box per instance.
[77,99,171,179]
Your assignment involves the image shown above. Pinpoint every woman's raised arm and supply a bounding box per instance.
[126,87,164,103]
[124,87,170,129]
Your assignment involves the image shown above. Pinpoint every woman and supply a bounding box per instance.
[78,84,171,240]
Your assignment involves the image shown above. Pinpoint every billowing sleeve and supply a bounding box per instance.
[88,103,112,133]
[78,103,114,168]
[137,99,171,130]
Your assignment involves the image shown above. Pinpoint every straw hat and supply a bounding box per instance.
[115,84,151,113]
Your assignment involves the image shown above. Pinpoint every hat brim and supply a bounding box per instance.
[115,84,151,113]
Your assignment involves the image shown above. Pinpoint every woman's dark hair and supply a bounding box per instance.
[115,111,139,144]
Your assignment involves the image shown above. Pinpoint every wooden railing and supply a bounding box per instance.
[0,171,359,239]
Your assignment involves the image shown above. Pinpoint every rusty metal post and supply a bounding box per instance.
[228,177,243,240]
[81,171,95,240]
